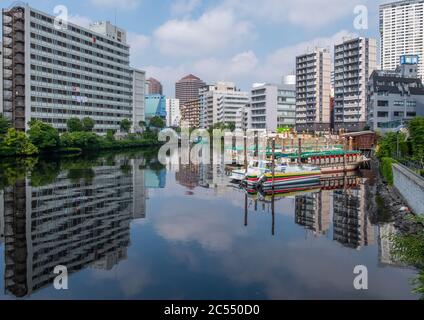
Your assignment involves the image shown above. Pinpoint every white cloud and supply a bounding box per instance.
[90,0,140,10]
[219,0,370,28]
[128,32,151,66]
[145,30,356,96]
[256,30,357,82]
[153,9,253,58]
[170,0,202,16]
[68,15,93,29]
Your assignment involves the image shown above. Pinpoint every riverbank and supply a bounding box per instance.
[372,157,423,234]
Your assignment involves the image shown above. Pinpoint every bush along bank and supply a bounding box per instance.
[0,115,164,158]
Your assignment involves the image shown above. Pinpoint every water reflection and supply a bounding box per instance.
[0,152,419,299]
[0,152,165,298]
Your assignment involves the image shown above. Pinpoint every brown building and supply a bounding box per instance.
[175,74,205,105]
[180,99,200,128]
[147,77,163,95]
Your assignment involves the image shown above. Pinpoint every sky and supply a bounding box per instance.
[0,0,385,96]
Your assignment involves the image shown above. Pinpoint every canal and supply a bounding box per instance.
[0,150,420,299]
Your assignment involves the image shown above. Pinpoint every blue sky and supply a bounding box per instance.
[1,0,385,96]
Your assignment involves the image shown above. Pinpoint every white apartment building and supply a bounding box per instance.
[235,105,251,130]
[199,82,249,128]
[132,68,146,133]
[380,0,424,79]
[166,98,181,127]
[334,37,377,132]
[296,48,332,132]
[250,83,296,132]
[2,5,135,133]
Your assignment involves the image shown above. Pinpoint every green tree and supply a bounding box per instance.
[60,132,100,150]
[120,119,132,133]
[66,117,83,133]
[82,117,95,132]
[408,117,424,164]
[149,116,165,129]
[27,120,60,151]
[1,128,38,155]
[0,114,10,136]
[106,129,116,142]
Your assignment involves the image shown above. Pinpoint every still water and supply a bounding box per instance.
[0,150,420,300]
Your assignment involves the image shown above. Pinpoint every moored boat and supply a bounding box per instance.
[258,165,321,192]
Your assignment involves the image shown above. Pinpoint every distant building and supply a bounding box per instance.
[175,74,206,105]
[166,98,180,127]
[235,105,251,130]
[147,77,163,95]
[180,99,200,128]
[2,5,134,133]
[296,48,332,132]
[380,0,424,79]
[250,83,296,132]
[367,56,424,132]
[334,37,377,132]
[199,82,249,129]
[145,95,166,124]
[132,69,146,133]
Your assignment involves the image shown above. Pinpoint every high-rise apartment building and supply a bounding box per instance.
[199,82,249,129]
[175,74,206,105]
[180,99,200,128]
[380,0,424,78]
[2,5,136,133]
[334,37,377,132]
[250,83,296,132]
[367,56,424,132]
[296,48,332,132]
[166,98,180,127]
[147,77,163,95]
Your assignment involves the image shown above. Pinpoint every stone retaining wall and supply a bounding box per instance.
[393,163,424,215]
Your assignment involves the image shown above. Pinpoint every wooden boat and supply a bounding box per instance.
[274,150,368,174]
[258,165,321,192]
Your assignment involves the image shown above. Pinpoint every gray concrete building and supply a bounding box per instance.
[367,56,424,132]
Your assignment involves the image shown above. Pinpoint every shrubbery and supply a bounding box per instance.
[380,158,393,185]
[0,114,163,158]
[380,157,394,185]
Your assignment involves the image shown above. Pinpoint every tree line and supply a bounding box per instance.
[0,114,165,157]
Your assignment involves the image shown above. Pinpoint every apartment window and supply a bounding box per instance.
[377,100,389,107]
[377,111,389,117]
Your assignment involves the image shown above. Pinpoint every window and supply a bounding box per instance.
[377,100,389,107]
[377,111,389,117]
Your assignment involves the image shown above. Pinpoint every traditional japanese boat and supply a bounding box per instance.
[273,150,368,174]
[258,165,321,192]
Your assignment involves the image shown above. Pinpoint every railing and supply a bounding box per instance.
[393,156,424,177]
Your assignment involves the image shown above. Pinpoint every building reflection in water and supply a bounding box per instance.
[173,162,382,253]
[0,156,165,298]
